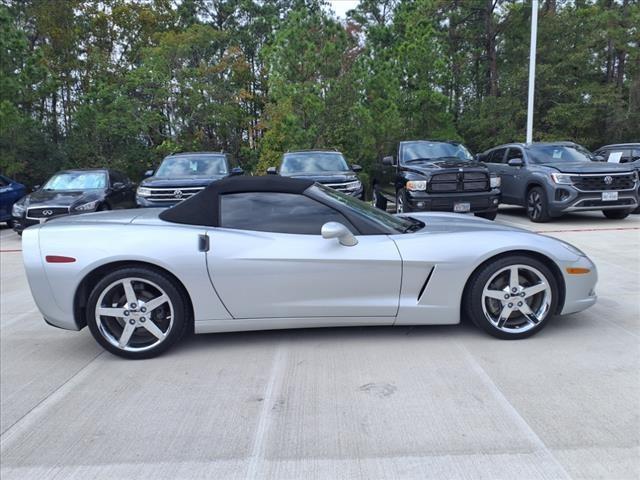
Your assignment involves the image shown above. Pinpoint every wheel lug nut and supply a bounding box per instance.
[504,294,510,299]
[129,319,135,325]
[123,311,129,316]
[140,307,146,313]
[512,288,517,293]
[130,303,137,309]
[508,303,513,308]
[518,302,523,306]
[140,317,146,322]
[521,292,526,297]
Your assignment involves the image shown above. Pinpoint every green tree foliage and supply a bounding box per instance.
[0,0,638,187]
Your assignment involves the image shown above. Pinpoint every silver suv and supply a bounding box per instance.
[480,142,639,222]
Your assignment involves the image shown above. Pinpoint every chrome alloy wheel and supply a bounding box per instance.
[95,277,174,352]
[481,264,552,333]
[527,190,543,220]
[396,192,404,213]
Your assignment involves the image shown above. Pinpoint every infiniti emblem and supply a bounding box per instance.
[173,190,183,199]
[42,209,53,216]
[603,175,613,185]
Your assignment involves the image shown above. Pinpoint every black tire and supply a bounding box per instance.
[396,188,410,213]
[372,186,387,211]
[6,219,15,228]
[463,255,559,340]
[474,210,497,221]
[602,209,630,220]
[86,266,188,359]
[526,187,551,223]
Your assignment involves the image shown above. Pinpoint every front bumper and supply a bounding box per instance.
[549,185,638,214]
[137,196,180,208]
[560,255,598,315]
[406,189,500,213]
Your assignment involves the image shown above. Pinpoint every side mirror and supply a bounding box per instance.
[594,155,606,162]
[321,222,358,247]
[382,156,395,166]
[144,169,154,177]
[475,154,481,162]
[112,182,125,190]
[230,167,244,176]
[507,158,524,167]
[351,164,363,173]
[266,167,277,175]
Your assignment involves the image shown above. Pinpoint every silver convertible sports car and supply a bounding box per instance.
[22,176,598,359]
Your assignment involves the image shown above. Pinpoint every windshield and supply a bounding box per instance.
[280,152,349,174]
[156,155,228,177]
[527,145,594,164]
[312,184,424,234]
[44,172,107,190]
[401,142,473,163]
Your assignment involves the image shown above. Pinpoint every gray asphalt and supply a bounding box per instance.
[1,208,639,479]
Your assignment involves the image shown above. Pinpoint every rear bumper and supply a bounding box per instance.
[406,189,500,213]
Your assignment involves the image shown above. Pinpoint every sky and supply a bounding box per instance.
[326,0,360,19]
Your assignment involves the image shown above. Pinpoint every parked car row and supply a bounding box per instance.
[2,141,638,234]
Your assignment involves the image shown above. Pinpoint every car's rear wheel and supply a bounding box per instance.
[372,186,387,211]
[86,267,188,359]
[602,209,630,220]
[464,255,558,339]
[474,211,497,221]
[526,187,551,223]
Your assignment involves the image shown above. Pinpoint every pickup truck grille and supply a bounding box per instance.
[147,186,206,202]
[26,207,69,219]
[569,173,636,191]
[429,172,489,193]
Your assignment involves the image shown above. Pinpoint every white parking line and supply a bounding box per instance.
[245,344,288,480]
[0,352,104,448]
[455,342,572,479]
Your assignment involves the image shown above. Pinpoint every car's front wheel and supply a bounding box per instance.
[602,209,630,220]
[463,255,558,339]
[372,186,387,211]
[86,266,188,359]
[396,188,410,213]
[526,187,551,222]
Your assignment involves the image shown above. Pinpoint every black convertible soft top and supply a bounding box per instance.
[159,175,315,227]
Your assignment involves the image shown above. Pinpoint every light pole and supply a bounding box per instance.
[526,0,539,144]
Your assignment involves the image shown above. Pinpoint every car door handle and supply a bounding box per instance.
[198,234,209,252]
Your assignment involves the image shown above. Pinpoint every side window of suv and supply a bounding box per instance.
[506,147,524,162]
[488,148,507,163]
[220,192,357,235]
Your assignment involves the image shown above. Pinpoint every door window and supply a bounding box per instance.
[506,148,524,162]
[220,192,356,235]
[487,148,507,163]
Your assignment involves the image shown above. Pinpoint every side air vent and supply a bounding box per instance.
[417,266,435,303]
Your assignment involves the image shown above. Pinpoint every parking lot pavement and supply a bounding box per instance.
[1,212,638,480]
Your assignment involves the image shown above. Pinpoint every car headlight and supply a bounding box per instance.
[490,175,501,188]
[137,186,152,197]
[550,173,573,185]
[74,200,100,211]
[12,202,26,216]
[406,180,427,191]
[343,180,362,191]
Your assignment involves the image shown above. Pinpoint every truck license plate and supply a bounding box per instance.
[602,191,618,201]
[454,202,471,213]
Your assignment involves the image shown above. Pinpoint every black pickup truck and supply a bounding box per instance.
[137,152,243,207]
[371,140,501,220]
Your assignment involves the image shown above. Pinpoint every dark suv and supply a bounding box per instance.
[593,143,640,213]
[480,142,639,222]
[137,152,242,207]
[268,150,364,199]
[371,140,501,219]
